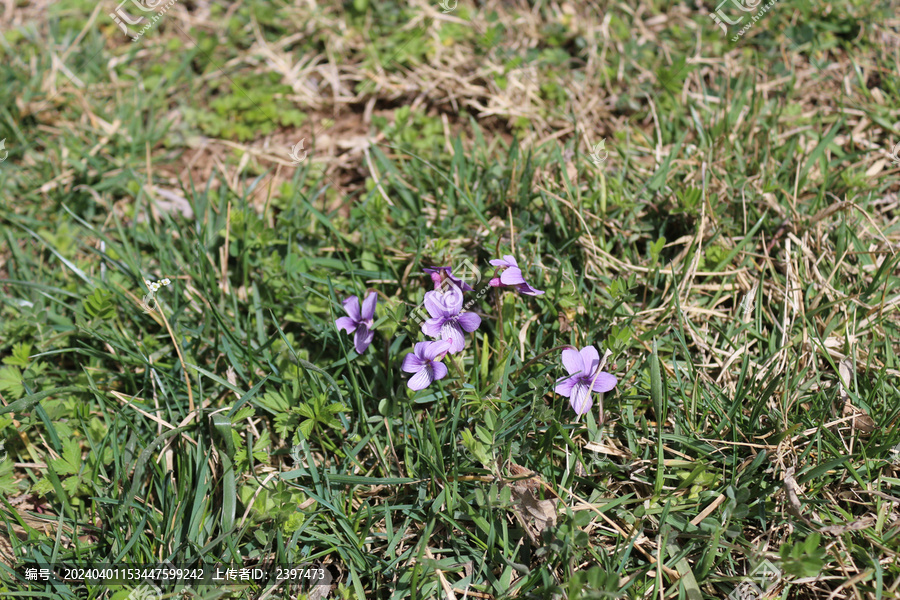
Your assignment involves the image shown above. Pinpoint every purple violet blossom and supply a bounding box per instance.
[401,340,452,390]
[335,292,377,354]
[555,345,617,415]
[423,266,474,292]
[488,255,545,296]
[421,289,481,353]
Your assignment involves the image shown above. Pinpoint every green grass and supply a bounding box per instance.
[1,0,900,598]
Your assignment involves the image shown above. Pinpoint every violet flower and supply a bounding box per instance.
[421,289,481,353]
[423,266,474,292]
[401,340,452,390]
[555,345,617,415]
[335,292,377,354]
[488,255,544,296]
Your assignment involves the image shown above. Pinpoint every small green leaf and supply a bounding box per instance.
[31,478,54,495]
[253,430,271,453]
[258,390,290,412]
[231,427,242,445]
[484,410,496,431]
[574,510,592,528]
[251,430,271,462]
[326,402,348,415]
[61,474,83,494]
[0,367,24,398]
[475,425,493,445]
[298,419,315,439]
[3,343,32,367]
[320,413,342,429]
[51,437,82,476]
[649,236,667,266]
[0,460,19,495]
[83,289,116,320]
[232,406,254,422]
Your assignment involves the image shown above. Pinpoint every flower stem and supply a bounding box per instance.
[159,304,195,416]
[495,289,504,349]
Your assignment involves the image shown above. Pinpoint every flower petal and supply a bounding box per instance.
[580,346,600,375]
[499,267,526,285]
[441,320,466,353]
[456,311,481,332]
[590,372,618,393]
[401,353,426,373]
[517,282,545,296]
[436,287,464,315]
[431,361,448,381]
[423,291,445,319]
[502,255,518,267]
[413,341,435,359]
[407,367,434,391]
[423,267,447,288]
[423,339,452,361]
[360,292,377,322]
[489,277,501,287]
[569,381,593,415]
[335,316,357,334]
[422,317,444,339]
[561,348,585,375]
[555,375,577,397]
[342,295,361,321]
[447,273,475,292]
[354,325,374,354]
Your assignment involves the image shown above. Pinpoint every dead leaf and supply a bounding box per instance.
[852,413,876,434]
[819,516,875,536]
[584,440,629,458]
[558,312,571,333]
[837,359,852,402]
[836,358,875,435]
[866,158,886,177]
[782,467,810,524]
[502,462,558,544]
[135,187,195,224]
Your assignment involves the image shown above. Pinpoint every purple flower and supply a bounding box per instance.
[401,340,452,390]
[421,289,481,353]
[488,255,544,296]
[335,292,377,354]
[423,266,474,292]
[555,346,617,415]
